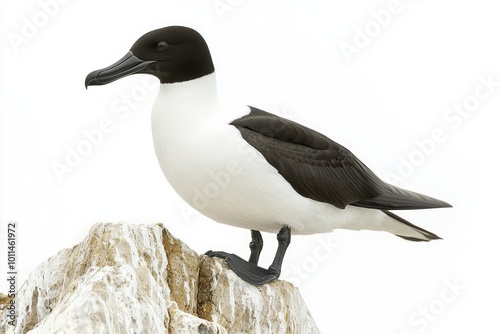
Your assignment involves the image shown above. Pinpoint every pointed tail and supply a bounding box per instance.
[353,185,452,211]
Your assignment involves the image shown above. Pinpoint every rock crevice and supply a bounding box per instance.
[0,222,319,334]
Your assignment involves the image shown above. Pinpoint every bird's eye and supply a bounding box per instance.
[156,41,169,51]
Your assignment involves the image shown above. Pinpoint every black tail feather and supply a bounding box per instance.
[353,185,452,211]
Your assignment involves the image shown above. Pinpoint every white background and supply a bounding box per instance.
[1,1,499,333]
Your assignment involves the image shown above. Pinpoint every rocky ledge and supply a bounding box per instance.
[0,222,319,333]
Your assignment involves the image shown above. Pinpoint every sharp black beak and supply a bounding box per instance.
[85,51,155,89]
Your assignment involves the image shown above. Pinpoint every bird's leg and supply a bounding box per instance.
[248,230,263,265]
[205,226,292,285]
[268,226,291,277]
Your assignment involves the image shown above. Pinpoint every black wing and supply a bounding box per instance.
[231,107,451,210]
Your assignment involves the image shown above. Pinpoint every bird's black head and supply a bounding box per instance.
[85,26,215,88]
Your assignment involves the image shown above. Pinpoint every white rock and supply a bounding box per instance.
[0,222,319,334]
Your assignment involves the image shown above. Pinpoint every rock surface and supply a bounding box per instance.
[0,222,319,334]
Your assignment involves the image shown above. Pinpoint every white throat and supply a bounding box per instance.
[152,73,219,126]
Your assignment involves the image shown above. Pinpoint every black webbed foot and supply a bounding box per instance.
[204,250,279,285]
[205,226,291,285]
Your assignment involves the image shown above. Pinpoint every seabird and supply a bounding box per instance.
[85,26,451,285]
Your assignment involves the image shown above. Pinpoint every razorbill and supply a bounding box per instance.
[85,26,451,285]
